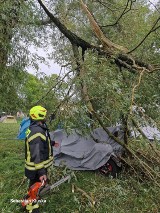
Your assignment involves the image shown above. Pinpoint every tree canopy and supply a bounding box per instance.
[0,0,159,124]
[0,0,160,187]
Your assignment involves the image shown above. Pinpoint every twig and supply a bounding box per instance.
[148,142,160,159]
[128,17,160,54]
[120,156,144,182]
[72,184,96,206]
[101,0,134,27]
[17,176,27,190]
[35,69,73,104]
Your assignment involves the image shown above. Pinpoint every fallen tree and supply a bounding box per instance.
[36,0,160,185]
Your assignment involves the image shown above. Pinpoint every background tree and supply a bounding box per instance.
[0,0,54,112]
[0,0,159,187]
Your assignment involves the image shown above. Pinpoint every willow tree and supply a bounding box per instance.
[32,0,159,130]
[0,0,159,183]
[27,0,160,183]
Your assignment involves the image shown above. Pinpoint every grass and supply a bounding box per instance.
[0,123,160,213]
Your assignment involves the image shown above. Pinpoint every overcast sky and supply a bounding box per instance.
[26,46,61,76]
[27,59,61,76]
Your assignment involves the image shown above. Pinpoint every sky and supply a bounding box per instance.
[26,46,61,76]
[27,59,61,76]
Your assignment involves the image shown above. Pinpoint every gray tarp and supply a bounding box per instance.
[50,126,124,171]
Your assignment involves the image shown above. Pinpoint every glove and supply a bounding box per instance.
[39,175,47,184]
[51,141,59,147]
[51,140,55,146]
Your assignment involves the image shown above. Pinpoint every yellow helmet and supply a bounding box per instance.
[29,106,47,120]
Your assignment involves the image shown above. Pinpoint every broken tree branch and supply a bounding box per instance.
[37,0,154,74]
[72,44,160,185]
[130,69,144,114]
[80,0,128,53]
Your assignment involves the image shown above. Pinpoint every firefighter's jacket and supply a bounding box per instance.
[25,122,53,179]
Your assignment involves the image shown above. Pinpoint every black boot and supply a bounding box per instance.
[32,208,40,213]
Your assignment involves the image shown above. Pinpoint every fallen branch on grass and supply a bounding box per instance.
[72,184,96,206]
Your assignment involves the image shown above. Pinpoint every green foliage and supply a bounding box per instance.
[0,124,160,213]
[0,0,54,112]
[1,2,160,212]
[17,72,60,114]
[0,0,160,130]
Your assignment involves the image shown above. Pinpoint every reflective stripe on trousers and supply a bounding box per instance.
[26,203,39,213]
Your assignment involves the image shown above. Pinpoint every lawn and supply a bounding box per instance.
[0,123,160,213]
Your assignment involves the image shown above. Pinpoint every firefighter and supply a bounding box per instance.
[24,105,57,213]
